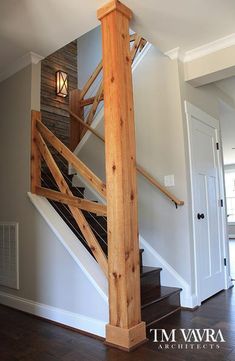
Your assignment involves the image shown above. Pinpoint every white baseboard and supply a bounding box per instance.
[140,236,199,308]
[0,291,106,337]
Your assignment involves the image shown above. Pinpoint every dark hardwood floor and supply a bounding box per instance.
[1,287,235,360]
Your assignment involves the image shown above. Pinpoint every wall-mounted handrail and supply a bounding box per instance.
[68,109,105,142]
[137,165,184,207]
[68,110,184,207]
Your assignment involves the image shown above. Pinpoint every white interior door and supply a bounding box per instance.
[186,103,225,302]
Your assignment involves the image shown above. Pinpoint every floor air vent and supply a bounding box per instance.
[0,222,19,289]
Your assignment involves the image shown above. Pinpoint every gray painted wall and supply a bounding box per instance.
[77,26,102,89]
[77,46,193,286]
[77,44,234,294]
[0,64,108,322]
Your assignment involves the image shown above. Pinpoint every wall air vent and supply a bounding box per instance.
[0,222,19,289]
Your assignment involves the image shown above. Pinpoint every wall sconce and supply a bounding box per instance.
[56,70,68,97]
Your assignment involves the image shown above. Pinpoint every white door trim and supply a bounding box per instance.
[185,101,230,304]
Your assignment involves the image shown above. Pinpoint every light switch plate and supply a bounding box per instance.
[164,175,175,187]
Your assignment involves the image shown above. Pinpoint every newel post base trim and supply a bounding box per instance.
[105,322,147,351]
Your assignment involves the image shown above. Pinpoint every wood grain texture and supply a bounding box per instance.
[36,120,106,199]
[69,115,184,206]
[35,186,107,215]
[69,89,83,151]
[36,131,108,277]
[1,289,234,360]
[97,0,133,20]
[81,81,104,138]
[99,0,146,350]
[137,165,184,206]
[86,81,103,127]
[80,94,104,107]
[41,41,77,147]
[68,110,105,142]
[31,110,41,193]
[80,61,103,100]
[131,35,143,62]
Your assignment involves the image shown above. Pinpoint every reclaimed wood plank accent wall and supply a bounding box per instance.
[41,40,77,147]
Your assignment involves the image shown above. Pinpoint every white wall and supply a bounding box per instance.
[76,45,193,289]
[77,26,103,125]
[219,102,235,166]
[0,64,108,334]
[133,48,192,285]
[75,44,235,301]
[77,25,102,89]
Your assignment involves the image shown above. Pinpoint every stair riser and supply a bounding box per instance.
[141,292,181,326]
[141,271,161,293]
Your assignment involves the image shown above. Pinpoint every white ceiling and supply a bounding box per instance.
[1,0,235,75]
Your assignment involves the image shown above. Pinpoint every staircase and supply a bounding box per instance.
[141,267,181,326]
[31,16,184,349]
[41,164,181,326]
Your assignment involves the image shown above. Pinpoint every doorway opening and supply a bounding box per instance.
[219,99,235,282]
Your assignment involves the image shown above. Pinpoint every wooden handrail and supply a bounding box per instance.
[78,34,143,105]
[131,35,143,62]
[35,130,108,276]
[68,110,105,142]
[130,33,137,42]
[67,111,184,207]
[81,81,104,139]
[80,94,104,107]
[36,120,106,198]
[70,33,146,148]
[35,186,107,215]
[86,81,103,127]
[137,165,184,207]
[80,60,103,100]
[31,110,41,192]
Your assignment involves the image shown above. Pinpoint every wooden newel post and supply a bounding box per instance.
[69,89,83,151]
[98,0,146,351]
[31,110,41,193]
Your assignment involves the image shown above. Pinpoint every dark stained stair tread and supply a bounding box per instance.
[140,266,162,277]
[141,286,182,308]
[141,286,181,326]
[41,165,182,328]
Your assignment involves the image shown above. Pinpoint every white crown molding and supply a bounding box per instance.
[30,51,44,64]
[184,33,235,62]
[164,47,185,62]
[164,33,235,63]
[164,47,180,60]
[0,51,44,83]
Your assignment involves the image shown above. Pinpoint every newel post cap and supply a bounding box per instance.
[97,0,133,21]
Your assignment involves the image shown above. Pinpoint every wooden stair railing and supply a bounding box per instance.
[67,109,184,207]
[68,28,183,208]
[69,32,146,150]
[31,110,108,277]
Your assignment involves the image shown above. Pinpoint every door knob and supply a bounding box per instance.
[197,213,205,220]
